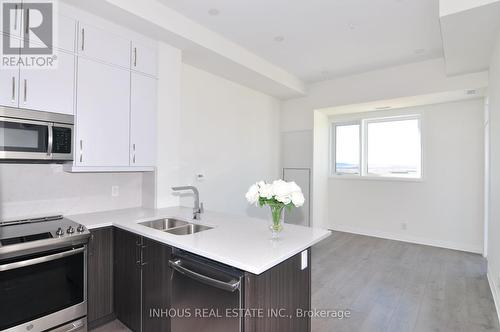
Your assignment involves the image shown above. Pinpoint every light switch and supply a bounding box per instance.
[301,250,308,270]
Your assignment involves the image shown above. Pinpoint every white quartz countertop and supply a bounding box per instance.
[68,206,331,275]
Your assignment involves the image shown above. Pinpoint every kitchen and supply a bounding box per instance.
[2,1,500,332]
[0,1,330,332]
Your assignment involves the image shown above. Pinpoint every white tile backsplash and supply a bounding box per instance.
[0,164,143,220]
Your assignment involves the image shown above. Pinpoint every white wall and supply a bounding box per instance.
[487,30,500,316]
[148,42,183,209]
[327,100,484,253]
[281,58,488,132]
[312,111,330,228]
[178,64,281,218]
[0,164,143,220]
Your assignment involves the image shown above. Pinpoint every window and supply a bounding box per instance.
[334,123,360,174]
[332,115,422,179]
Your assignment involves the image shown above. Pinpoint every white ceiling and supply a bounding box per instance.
[159,0,444,83]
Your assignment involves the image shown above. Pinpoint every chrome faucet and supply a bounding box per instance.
[172,186,204,220]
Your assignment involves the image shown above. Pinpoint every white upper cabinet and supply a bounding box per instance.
[55,15,77,52]
[130,42,157,77]
[130,72,157,167]
[78,22,130,68]
[0,67,20,108]
[21,13,76,52]
[19,51,75,115]
[1,2,22,37]
[76,57,130,167]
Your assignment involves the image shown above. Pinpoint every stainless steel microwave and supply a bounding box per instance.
[0,107,73,162]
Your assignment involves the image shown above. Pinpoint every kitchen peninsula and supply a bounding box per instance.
[70,206,331,332]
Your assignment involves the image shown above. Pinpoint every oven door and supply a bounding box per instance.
[0,246,87,332]
[0,117,51,160]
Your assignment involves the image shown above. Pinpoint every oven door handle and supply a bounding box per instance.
[0,247,85,272]
[169,259,240,292]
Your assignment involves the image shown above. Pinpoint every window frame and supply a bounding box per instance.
[331,121,362,176]
[330,114,423,182]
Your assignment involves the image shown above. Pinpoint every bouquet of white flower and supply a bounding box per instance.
[245,180,305,237]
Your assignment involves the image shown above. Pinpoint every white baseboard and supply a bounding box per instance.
[487,272,500,325]
[329,224,483,254]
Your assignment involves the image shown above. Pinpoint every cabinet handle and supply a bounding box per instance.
[81,28,85,51]
[25,8,29,34]
[133,47,137,67]
[23,79,27,102]
[133,143,136,164]
[13,4,18,30]
[79,140,83,163]
[11,76,16,102]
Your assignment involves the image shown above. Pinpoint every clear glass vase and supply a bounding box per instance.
[269,204,285,239]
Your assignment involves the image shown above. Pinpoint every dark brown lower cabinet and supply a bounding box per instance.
[92,227,309,332]
[244,250,311,332]
[142,238,172,331]
[114,228,142,332]
[114,228,171,332]
[87,227,115,328]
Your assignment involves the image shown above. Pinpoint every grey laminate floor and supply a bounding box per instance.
[312,231,500,332]
[92,231,500,332]
[90,320,130,332]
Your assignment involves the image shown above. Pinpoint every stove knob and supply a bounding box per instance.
[56,227,64,236]
[67,226,75,234]
[77,224,85,233]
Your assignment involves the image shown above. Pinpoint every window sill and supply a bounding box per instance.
[329,174,424,183]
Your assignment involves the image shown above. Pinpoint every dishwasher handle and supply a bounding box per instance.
[169,259,240,292]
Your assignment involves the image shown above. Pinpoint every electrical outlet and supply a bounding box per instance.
[401,222,408,230]
[111,186,120,197]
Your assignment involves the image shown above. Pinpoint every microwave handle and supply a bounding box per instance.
[0,247,85,272]
[47,124,53,156]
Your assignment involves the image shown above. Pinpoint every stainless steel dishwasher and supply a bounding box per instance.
[169,249,245,332]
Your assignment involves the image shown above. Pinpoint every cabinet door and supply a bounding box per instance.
[142,239,171,332]
[76,57,130,167]
[0,2,22,37]
[130,73,157,167]
[131,42,157,77]
[88,228,114,325]
[19,51,75,115]
[0,67,19,108]
[114,228,142,332]
[78,22,130,68]
[21,13,76,52]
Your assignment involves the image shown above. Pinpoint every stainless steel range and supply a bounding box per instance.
[0,216,90,332]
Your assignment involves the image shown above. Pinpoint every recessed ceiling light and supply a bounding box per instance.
[273,36,285,42]
[348,23,356,30]
[466,89,477,95]
[414,48,426,55]
[208,8,220,16]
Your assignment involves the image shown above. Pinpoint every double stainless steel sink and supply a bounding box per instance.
[139,218,213,235]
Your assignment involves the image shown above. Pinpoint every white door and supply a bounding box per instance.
[78,22,130,68]
[76,57,130,167]
[283,168,311,227]
[0,67,20,108]
[19,51,75,115]
[131,42,157,77]
[130,72,157,167]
